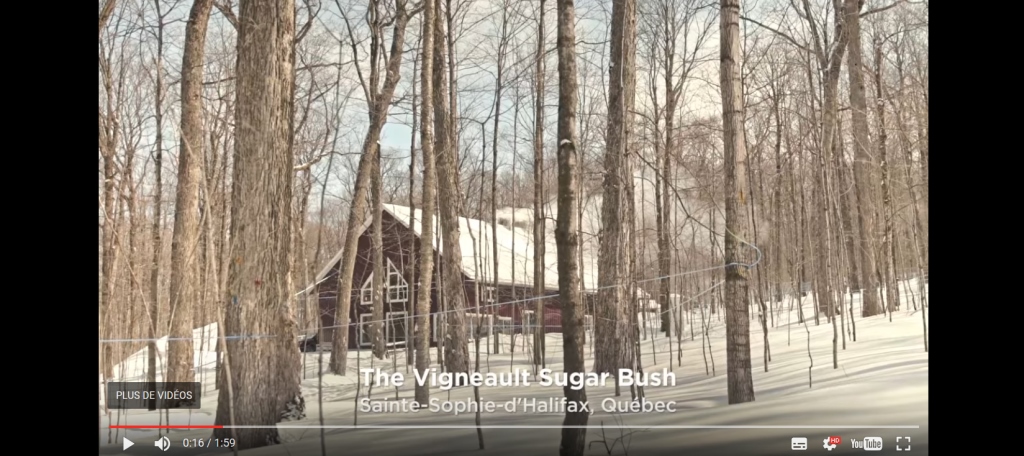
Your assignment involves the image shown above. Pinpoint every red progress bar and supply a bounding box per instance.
[110,425,223,429]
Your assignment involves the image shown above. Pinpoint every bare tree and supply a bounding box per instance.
[213,0,304,448]
[555,0,589,453]
[843,0,882,317]
[99,3,130,385]
[642,0,715,337]
[146,0,170,409]
[414,0,437,404]
[489,0,518,357]
[329,0,414,373]
[167,0,215,385]
[791,0,850,322]
[719,0,755,405]
[594,0,636,379]
[532,0,548,368]
[872,33,898,316]
[433,0,470,374]
[406,32,420,367]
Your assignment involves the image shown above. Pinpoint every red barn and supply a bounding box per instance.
[313,204,601,350]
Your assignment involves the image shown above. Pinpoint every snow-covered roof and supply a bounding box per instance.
[386,204,601,290]
[312,170,723,293]
[314,203,601,292]
[314,246,346,286]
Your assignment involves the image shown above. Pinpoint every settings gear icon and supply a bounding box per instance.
[823,438,836,451]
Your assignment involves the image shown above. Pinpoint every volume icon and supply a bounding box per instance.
[155,436,170,451]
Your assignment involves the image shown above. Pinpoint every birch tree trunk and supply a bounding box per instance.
[213,0,304,447]
[719,0,755,405]
[167,0,214,384]
[555,0,589,453]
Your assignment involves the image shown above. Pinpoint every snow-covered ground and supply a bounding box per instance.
[99,279,928,455]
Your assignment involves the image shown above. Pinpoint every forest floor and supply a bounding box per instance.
[99,279,928,455]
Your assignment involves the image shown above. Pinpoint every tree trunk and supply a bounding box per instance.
[122,124,140,387]
[555,0,589,454]
[594,0,635,376]
[809,0,849,322]
[213,0,303,448]
[491,5,510,357]
[413,0,436,405]
[433,0,470,375]
[656,0,684,337]
[835,139,860,295]
[785,109,805,324]
[843,0,882,317]
[658,46,674,336]
[814,107,841,322]
[147,0,166,405]
[328,152,372,373]
[748,141,770,369]
[216,145,231,388]
[913,102,928,272]
[532,0,547,368]
[371,145,387,359]
[719,0,755,405]
[406,34,420,367]
[99,44,121,383]
[873,37,898,314]
[167,0,214,384]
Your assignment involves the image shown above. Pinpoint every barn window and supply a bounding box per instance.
[360,258,409,304]
[484,286,496,304]
[386,259,409,303]
[360,276,374,305]
[358,313,372,347]
[386,311,408,346]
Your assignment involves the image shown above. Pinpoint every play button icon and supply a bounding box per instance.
[123,438,134,450]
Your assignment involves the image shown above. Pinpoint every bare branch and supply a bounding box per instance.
[99,0,118,37]
[336,0,371,104]
[294,150,333,171]
[296,0,321,44]
[214,0,238,29]
[861,0,906,17]
[739,15,811,54]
